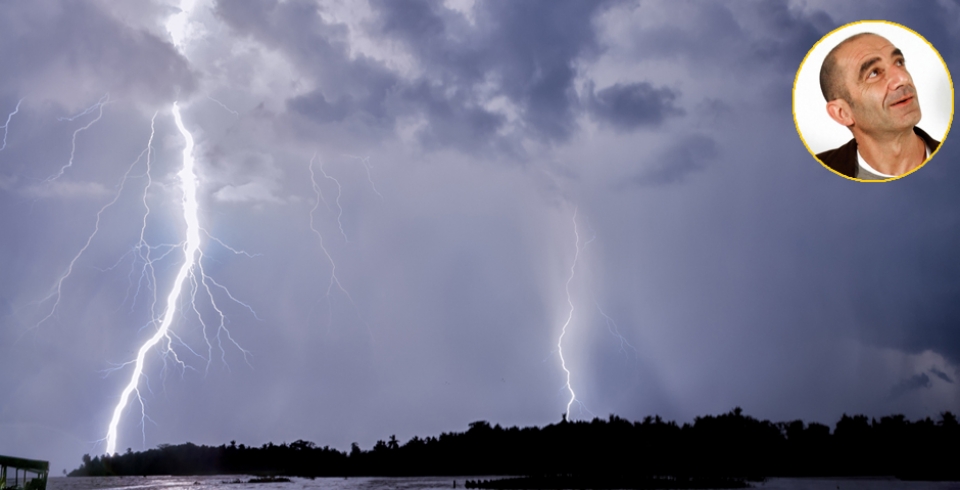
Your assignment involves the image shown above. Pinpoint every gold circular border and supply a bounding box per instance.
[793,20,955,182]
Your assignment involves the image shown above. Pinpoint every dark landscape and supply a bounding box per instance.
[69,408,960,485]
[463,475,753,489]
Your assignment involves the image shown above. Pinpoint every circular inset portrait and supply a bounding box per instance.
[794,21,954,182]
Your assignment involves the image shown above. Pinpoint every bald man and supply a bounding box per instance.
[817,32,939,180]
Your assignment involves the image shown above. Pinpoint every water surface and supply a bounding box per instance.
[49,475,960,490]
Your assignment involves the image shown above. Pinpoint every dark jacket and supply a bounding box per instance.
[816,126,940,178]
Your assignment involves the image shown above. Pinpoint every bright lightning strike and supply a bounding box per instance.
[0,98,23,152]
[105,102,203,455]
[557,207,581,420]
[99,2,260,452]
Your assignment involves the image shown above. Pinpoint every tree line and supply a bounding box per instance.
[69,409,959,480]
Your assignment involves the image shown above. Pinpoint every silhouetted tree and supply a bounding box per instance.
[67,410,960,480]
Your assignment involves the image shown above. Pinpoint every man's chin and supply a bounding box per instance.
[904,110,922,129]
[882,110,922,132]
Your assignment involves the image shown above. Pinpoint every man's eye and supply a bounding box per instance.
[868,69,879,78]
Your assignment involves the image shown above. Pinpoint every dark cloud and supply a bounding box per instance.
[288,92,354,124]
[747,1,833,70]
[622,2,746,62]
[215,0,400,123]
[370,0,453,54]
[631,134,718,185]
[219,0,622,149]
[0,1,196,105]
[930,367,954,384]
[692,98,732,127]
[610,1,833,120]
[465,0,614,140]
[839,139,960,366]
[369,0,616,142]
[827,2,960,62]
[397,81,506,151]
[586,81,684,130]
[889,373,932,399]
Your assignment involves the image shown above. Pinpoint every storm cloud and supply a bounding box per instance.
[586,81,684,130]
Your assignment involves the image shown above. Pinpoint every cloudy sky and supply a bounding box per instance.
[1,0,958,475]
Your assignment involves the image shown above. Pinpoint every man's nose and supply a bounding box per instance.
[888,62,911,89]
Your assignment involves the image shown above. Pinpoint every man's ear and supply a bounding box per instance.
[826,100,854,127]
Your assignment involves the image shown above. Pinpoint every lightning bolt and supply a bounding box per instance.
[596,303,638,357]
[56,94,110,122]
[103,103,197,455]
[318,157,349,243]
[0,98,23,152]
[100,2,261,453]
[206,95,239,118]
[125,129,163,318]
[105,102,256,455]
[342,154,384,201]
[557,207,581,420]
[308,153,359,326]
[47,93,110,181]
[553,213,634,420]
[27,112,159,334]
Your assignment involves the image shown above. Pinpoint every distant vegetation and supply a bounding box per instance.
[69,409,959,481]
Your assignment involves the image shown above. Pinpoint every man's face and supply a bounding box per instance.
[836,34,922,134]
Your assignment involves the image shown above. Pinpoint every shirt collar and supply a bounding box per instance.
[857,141,931,179]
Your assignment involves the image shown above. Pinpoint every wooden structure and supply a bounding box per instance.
[0,455,48,490]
